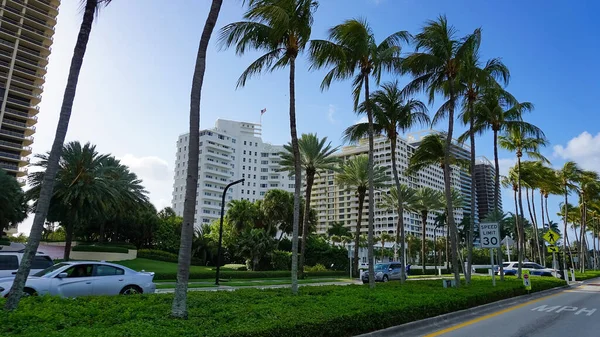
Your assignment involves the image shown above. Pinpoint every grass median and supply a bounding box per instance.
[155,277,350,289]
[1,276,565,337]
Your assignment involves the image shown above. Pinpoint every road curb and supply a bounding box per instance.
[355,284,572,337]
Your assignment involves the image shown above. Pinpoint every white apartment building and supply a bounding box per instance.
[311,134,464,242]
[171,119,294,227]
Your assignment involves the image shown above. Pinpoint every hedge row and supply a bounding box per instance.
[0,238,10,246]
[72,245,129,254]
[0,277,566,337]
[77,242,137,250]
[153,270,346,281]
[574,271,600,281]
[408,269,449,276]
[137,249,203,266]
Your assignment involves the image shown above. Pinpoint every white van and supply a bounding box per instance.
[0,251,54,278]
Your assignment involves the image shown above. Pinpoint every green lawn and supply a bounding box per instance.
[1,277,566,337]
[115,258,213,273]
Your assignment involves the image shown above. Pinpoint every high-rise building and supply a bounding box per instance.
[310,134,464,242]
[171,119,294,228]
[0,0,59,183]
[474,156,501,221]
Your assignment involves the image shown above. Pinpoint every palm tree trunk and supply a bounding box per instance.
[353,192,365,278]
[563,190,570,281]
[580,202,586,273]
[493,126,503,281]
[363,74,376,289]
[513,187,522,278]
[524,188,535,262]
[390,136,406,283]
[446,225,449,269]
[466,108,475,285]
[421,210,428,274]
[444,92,460,287]
[594,222,598,270]
[531,189,542,265]
[289,56,302,295]
[99,221,106,243]
[171,0,223,319]
[516,156,526,279]
[4,0,100,311]
[63,221,74,261]
[299,172,315,278]
[540,191,546,266]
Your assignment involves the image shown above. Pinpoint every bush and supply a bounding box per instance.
[153,270,346,281]
[271,250,291,271]
[575,271,600,281]
[305,264,327,272]
[408,269,449,276]
[137,249,203,266]
[0,237,10,246]
[72,245,129,253]
[0,277,566,337]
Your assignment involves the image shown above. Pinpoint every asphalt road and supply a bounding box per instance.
[422,282,600,337]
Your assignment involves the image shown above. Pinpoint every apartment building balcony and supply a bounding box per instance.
[34,0,60,12]
[206,142,232,153]
[202,185,224,193]
[0,138,31,154]
[204,157,229,169]
[0,160,27,176]
[0,128,33,145]
[205,150,229,160]
[0,150,28,164]
[3,107,38,125]
[2,118,35,135]
[202,203,221,211]
[9,85,41,104]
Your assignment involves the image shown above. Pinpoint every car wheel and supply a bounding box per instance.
[120,285,143,295]
[23,288,37,297]
[383,275,389,282]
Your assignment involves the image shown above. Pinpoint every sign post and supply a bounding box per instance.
[480,222,501,287]
[523,269,531,292]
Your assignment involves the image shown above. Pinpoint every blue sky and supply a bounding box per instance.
[21,0,600,239]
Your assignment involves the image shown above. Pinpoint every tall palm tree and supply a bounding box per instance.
[220,0,317,295]
[520,161,546,265]
[4,0,114,311]
[407,187,445,274]
[377,185,417,282]
[456,31,510,283]
[226,199,260,232]
[310,19,409,289]
[576,170,599,272]
[344,81,429,283]
[556,161,582,278]
[171,0,224,318]
[407,133,470,175]
[280,133,339,276]
[335,155,389,278]
[499,126,547,278]
[402,15,478,286]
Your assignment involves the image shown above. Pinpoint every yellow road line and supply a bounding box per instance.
[423,292,563,337]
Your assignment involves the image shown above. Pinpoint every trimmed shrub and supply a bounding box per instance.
[0,238,10,246]
[305,264,327,272]
[78,242,137,250]
[408,269,449,276]
[137,249,203,266]
[72,245,129,254]
[0,277,566,337]
[271,250,292,271]
[153,270,346,281]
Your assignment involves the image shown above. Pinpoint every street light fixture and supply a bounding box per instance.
[215,178,245,285]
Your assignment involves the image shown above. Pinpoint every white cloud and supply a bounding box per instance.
[119,154,173,211]
[497,158,516,178]
[553,131,600,172]
[354,116,368,125]
[327,104,336,124]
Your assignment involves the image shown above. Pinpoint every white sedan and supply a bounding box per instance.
[0,261,156,297]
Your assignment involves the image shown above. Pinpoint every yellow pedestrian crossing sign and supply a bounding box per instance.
[543,229,559,245]
[547,245,559,253]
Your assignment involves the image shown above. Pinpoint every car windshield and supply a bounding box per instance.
[33,262,68,277]
[502,263,510,268]
[374,264,388,271]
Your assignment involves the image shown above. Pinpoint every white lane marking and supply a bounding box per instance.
[531,305,597,316]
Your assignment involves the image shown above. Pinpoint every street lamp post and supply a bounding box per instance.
[215,178,245,286]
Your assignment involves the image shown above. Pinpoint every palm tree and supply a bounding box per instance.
[327,221,350,238]
[456,31,510,283]
[556,161,582,278]
[310,19,409,289]
[335,155,389,278]
[408,187,445,274]
[407,133,470,176]
[220,0,317,294]
[499,124,547,278]
[344,81,429,283]
[402,15,478,286]
[4,0,114,311]
[377,185,417,281]
[520,161,546,265]
[226,199,260,232]
[378,232,394,260]
[170,0,224,318]
[280,133,338,276]
[0,169,27,236]
[576,170,599,272]
[26,142,148,261]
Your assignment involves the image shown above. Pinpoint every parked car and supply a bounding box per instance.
[497,262,562,278]
[0,251,54,278]
[361,262,405,283]
[0,261,156,298]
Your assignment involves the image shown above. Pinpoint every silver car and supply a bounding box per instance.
[0,261,156,297]
[361,262,404,283]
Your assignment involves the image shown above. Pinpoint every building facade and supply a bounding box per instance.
[474,156,501,221]
[171,119,294,228]
[310,134,464,243]
[0,0,59,183]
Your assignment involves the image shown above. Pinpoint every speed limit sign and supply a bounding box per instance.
[480,222,500,248]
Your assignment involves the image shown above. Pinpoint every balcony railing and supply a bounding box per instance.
[26,5,53,19]
[7,97,32,107]
[0,26,18,38]
[0,150,28,162]
[16,54,42,68]
[0,128,32,140]
[11,85,40,98]
[0,161,19,171]
[14,63,37,76]
[4,6,23,17]
[2,118,36,131]
[0,139,23,150]
[19,45,42,57]
[19,33,45,48]
[4,107,31,118]
[0,38,15,47]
